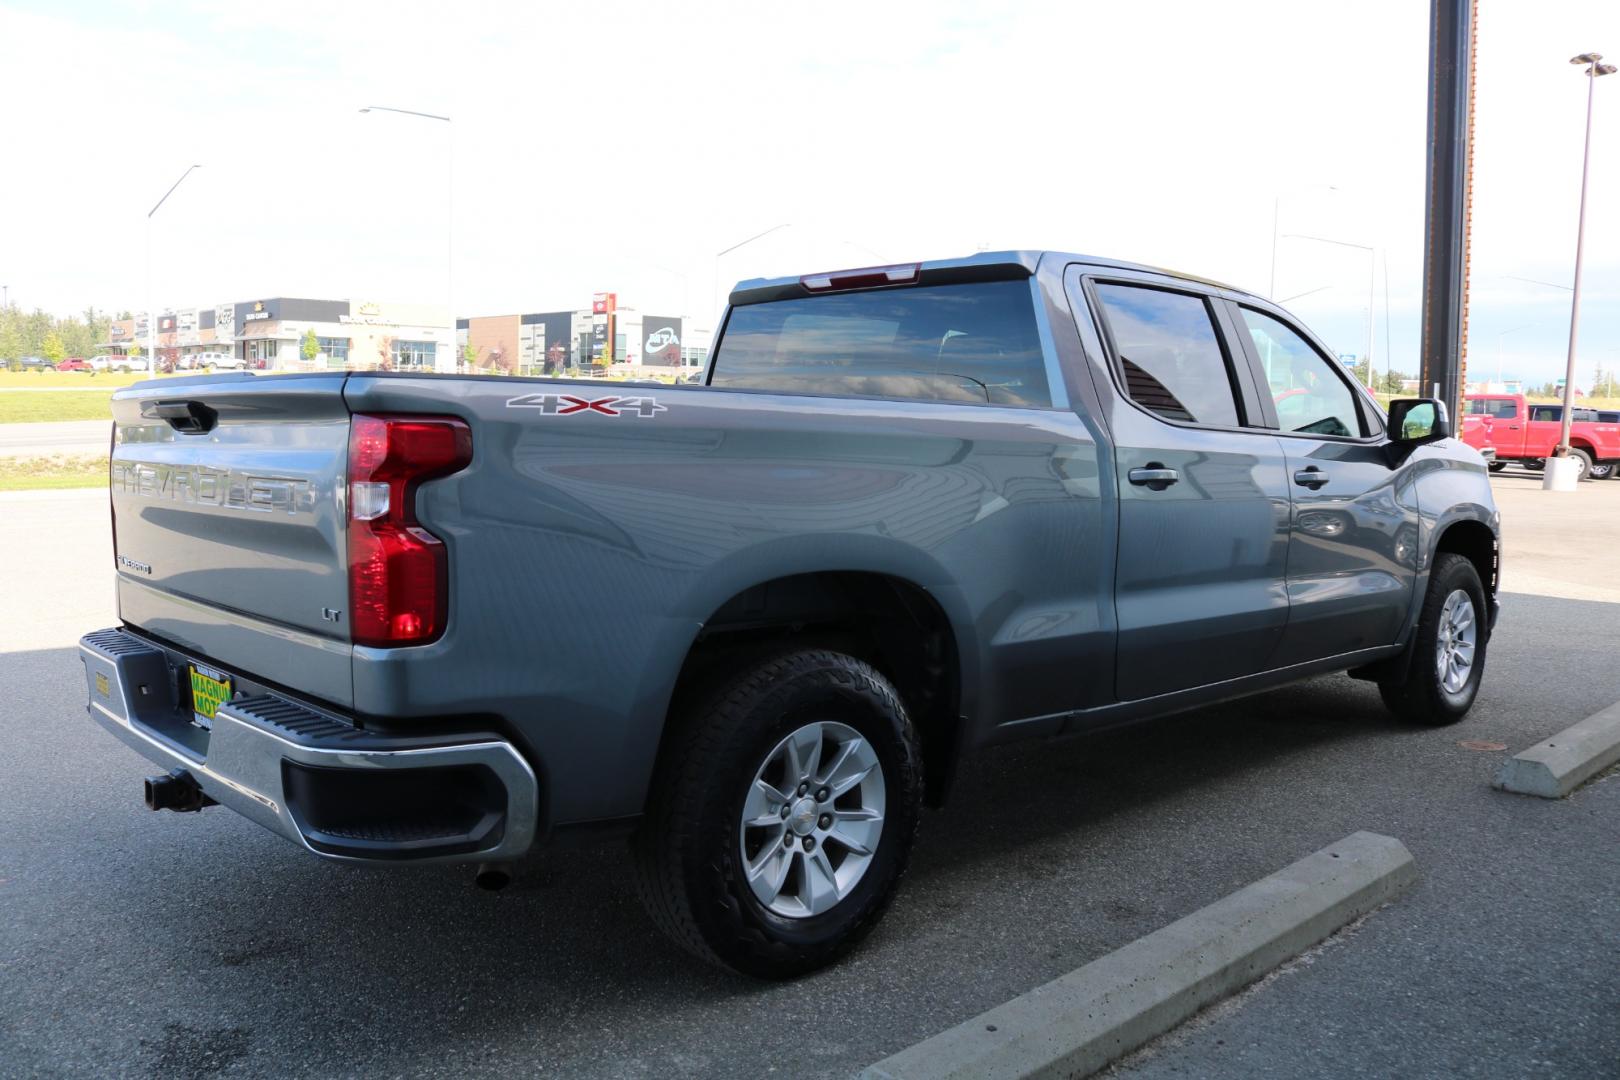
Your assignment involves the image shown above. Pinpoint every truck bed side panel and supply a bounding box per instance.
[342,376,1111,824]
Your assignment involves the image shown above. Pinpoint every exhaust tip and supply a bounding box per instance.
[474,863,512,892]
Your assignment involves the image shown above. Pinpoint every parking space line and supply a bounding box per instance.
[857,831,1416,1080]
[1494,700,1620,799]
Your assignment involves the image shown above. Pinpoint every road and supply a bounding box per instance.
[0,419,111,458]
[0,480,1616,1078]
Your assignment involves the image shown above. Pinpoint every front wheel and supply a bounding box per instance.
[1379,553,1489,725]
[1487,461,1506,473]
[631,649,923,978]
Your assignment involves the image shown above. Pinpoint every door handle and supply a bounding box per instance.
[1128,465,1179,490]
[1507,424,1520,430]
[1293,467,1330,489]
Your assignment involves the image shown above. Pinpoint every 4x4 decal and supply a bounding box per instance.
[506,393,666,418]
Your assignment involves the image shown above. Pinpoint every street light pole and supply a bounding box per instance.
[714,223,791,323]
[361,106,453,370]
[1270,185,1337,299]
[147,164,202,372]
[1493,323,1533,386]
[1550,54,1615,478]
[1285,232,1377,392]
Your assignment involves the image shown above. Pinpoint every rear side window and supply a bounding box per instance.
[1239,308,1365,438]
[709,281,1051,407]
[1530,405,1562,422]
[1092,283,1241,426]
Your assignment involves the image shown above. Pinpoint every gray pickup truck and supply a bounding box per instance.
[80,251,1499,977]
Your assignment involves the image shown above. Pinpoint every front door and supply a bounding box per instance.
[1082,277,1293,701]
[1231,305,1419,665]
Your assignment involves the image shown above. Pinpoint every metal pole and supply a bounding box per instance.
[359,107,453,371]
[1366,249,1376,393]
[145,215,152,368]
[714,223,791,318]
[1556,63,1600,458]
[1418,0,1473,417]
[146,164,201,373]
[1269,196,1280,300]
[447,119,455,372]
[1382,249,1392,393]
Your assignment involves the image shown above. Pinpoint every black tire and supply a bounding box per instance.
[1525,458,1544,471]
[1379,553,1489,726]
[1568,448,1594,482]
[1598,462,1620,481]
[631,649,923,979]
[1487,461,1506,473]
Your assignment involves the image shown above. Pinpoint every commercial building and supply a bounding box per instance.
[458,292,708,376]
[105,299,454,372]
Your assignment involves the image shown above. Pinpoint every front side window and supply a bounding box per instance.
[1465,398,1517,419]
[709,280,1050,407]
[1240,308,1364,438]
[1093,283,1240,426]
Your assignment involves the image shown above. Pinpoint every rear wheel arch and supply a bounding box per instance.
[656,571,969,811]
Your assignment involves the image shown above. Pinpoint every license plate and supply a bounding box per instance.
[188,663,232,729]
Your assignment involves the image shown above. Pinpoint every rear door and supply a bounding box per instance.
[1228,304,1418,664]
[109,374,354,706]
[1076,271,1292,700]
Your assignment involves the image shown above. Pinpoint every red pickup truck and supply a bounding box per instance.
[1462,393,1620,481]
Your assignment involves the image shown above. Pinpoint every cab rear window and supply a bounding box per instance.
[709,280,1051,407]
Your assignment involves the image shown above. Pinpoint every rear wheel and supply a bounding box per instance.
[1589,459,1616,480]
[1567,448,1594,482]
[1379,553,1488,726]
[631,649,923,978]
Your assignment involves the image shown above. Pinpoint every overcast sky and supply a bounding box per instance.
[1,0,1616,384]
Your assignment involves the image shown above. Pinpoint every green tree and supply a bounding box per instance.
[300,328,320,363]
[0,315,22,362]
[41,330,66,364]
[461,342,476,368]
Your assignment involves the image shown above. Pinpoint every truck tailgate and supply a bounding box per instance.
[109,374,354,707]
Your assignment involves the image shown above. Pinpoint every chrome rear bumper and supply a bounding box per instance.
[78,627,539,863]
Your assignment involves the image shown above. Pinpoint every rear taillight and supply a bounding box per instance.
[347,414,472,647]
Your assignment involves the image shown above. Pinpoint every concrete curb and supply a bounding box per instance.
[858,832,1416,1080]
[1494,700,1620,799]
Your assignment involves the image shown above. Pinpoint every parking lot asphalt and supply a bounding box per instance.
[1,478,1616,1079]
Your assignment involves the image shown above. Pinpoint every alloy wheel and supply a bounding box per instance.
[1435,588,1478,694]
[738,720,886,918]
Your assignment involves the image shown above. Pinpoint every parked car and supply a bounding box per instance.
[80,250,1501,977]
[1461,393,1620,480]
[194,350,243,370]
[16,355,54,371]
[56,357,93,372]
[90,354,151,373]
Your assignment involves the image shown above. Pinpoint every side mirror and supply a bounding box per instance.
[1388,398,1450,444]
